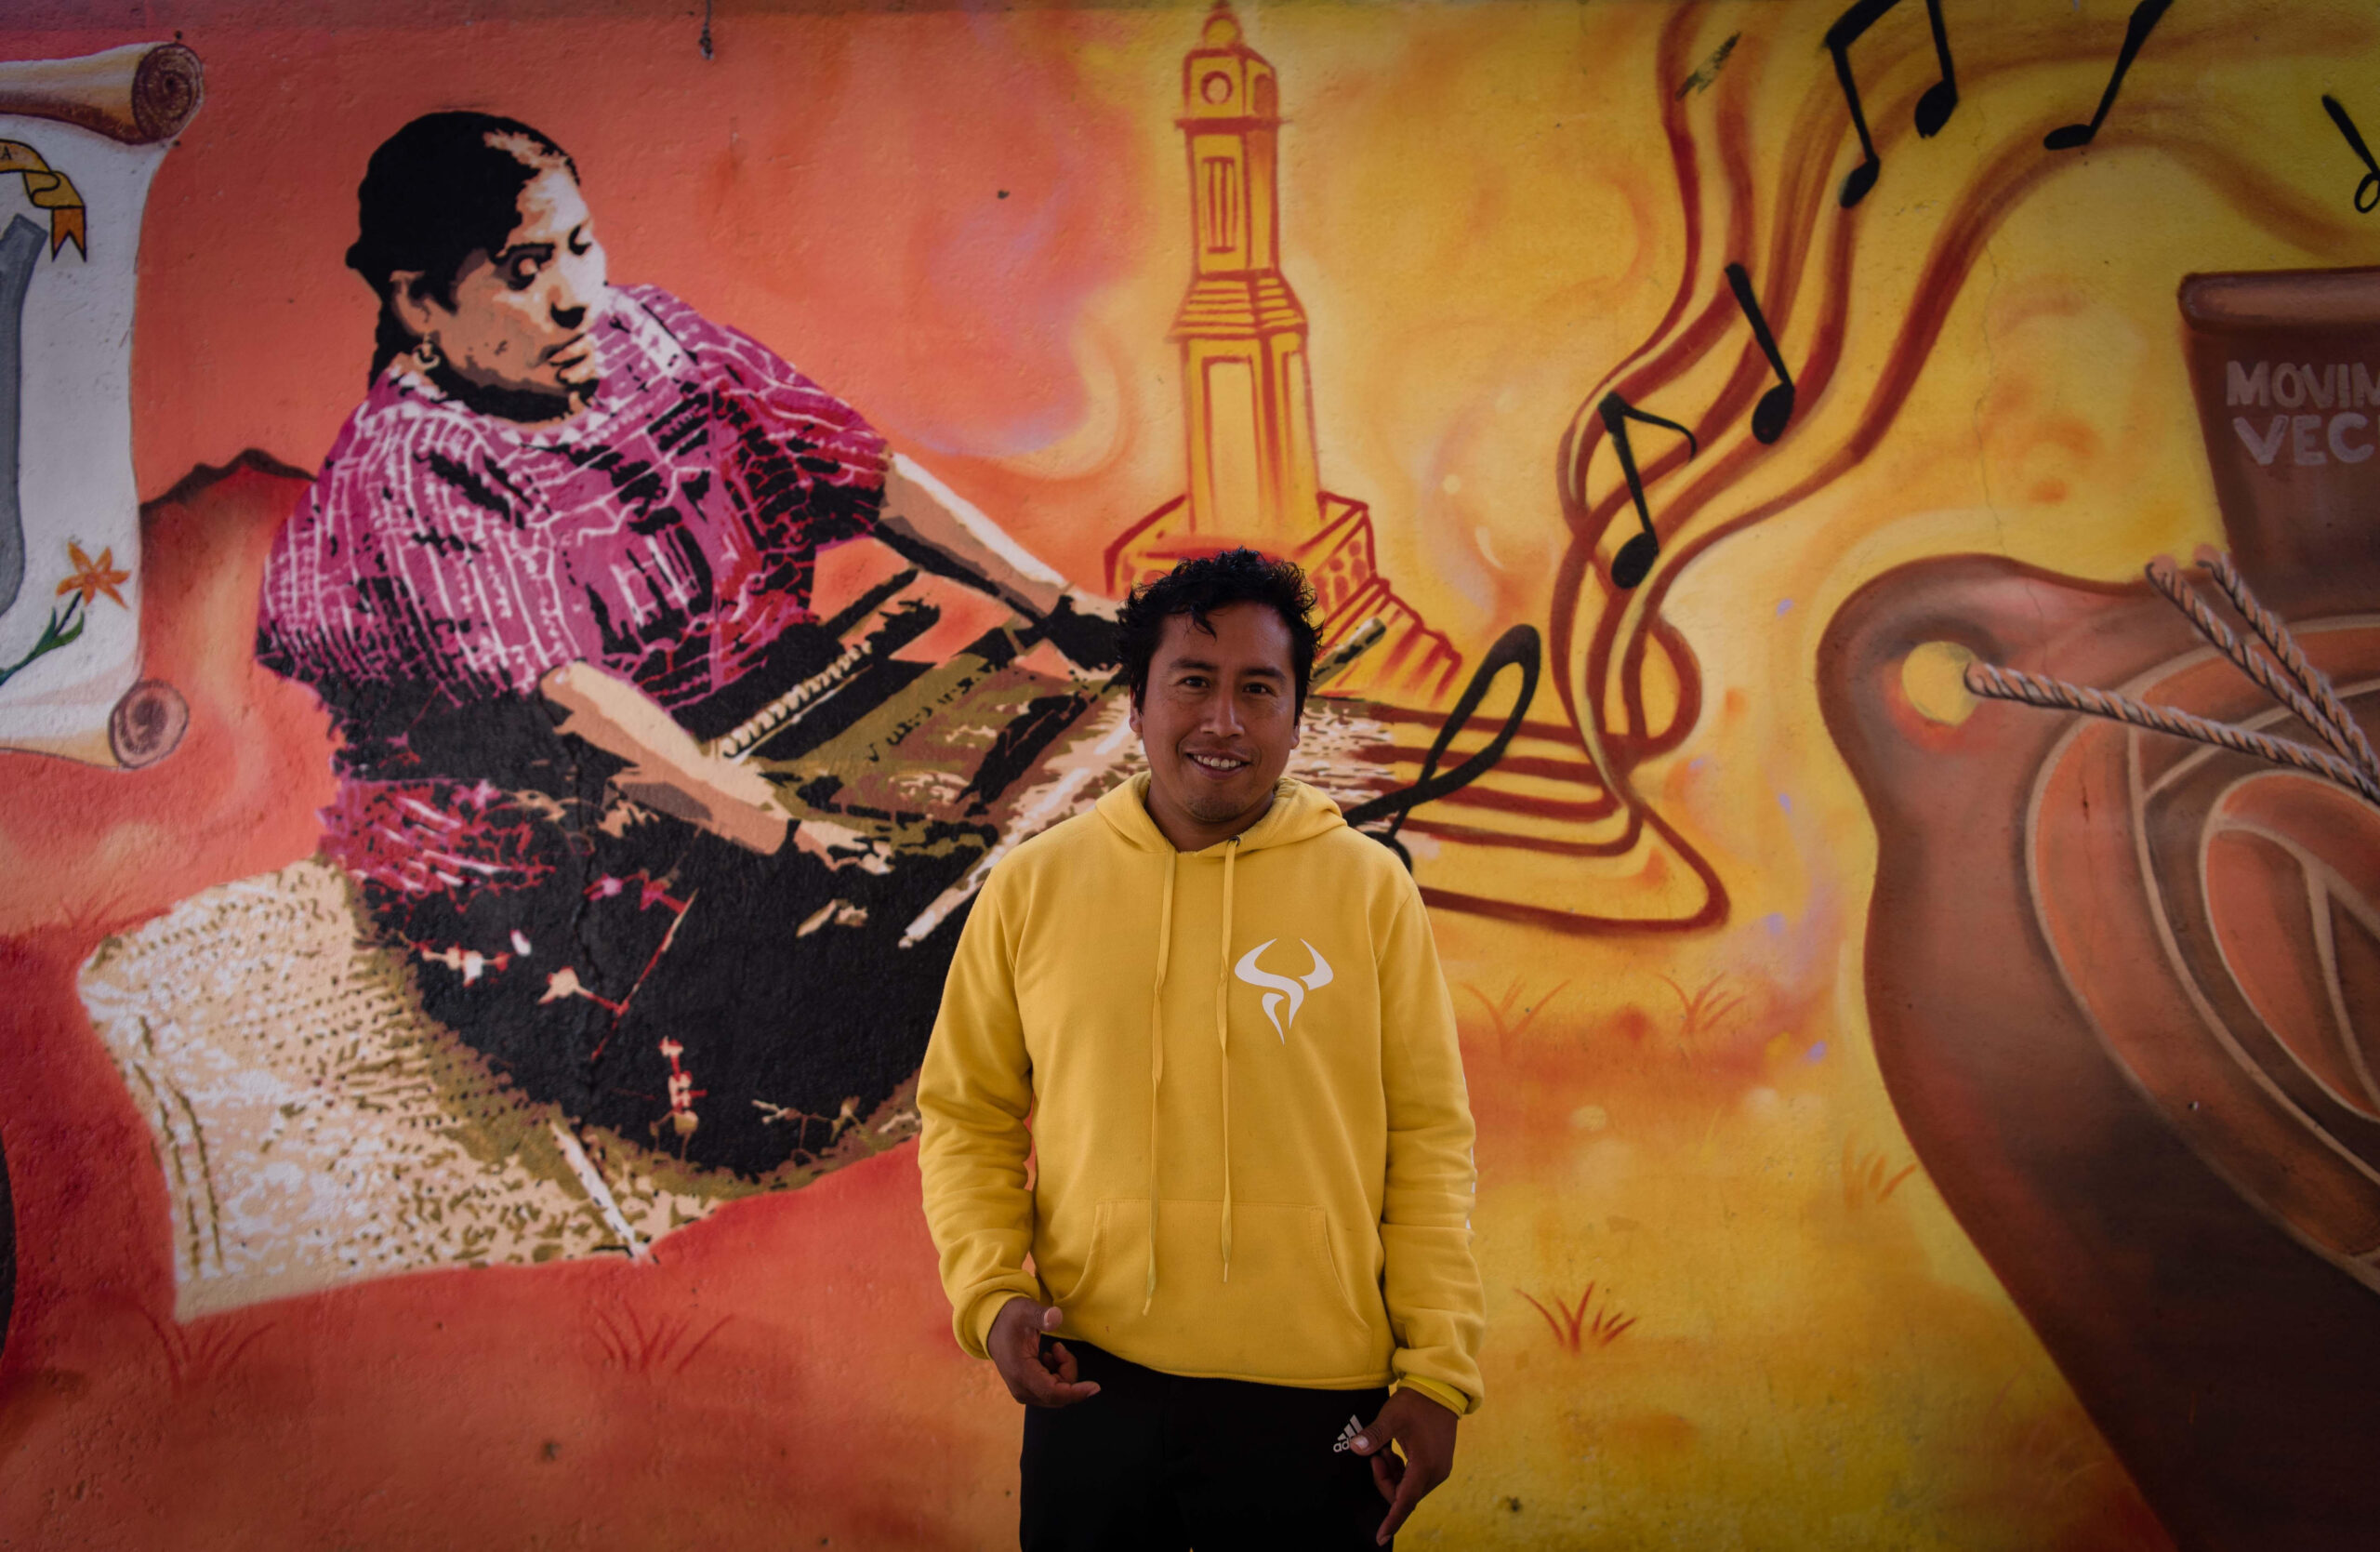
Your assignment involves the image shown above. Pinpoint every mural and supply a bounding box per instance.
[1820,273,2380,1548]
[0,42,198,767]
[2,0,2377,1546]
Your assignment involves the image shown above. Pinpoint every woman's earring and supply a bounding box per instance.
[416,337,443,372]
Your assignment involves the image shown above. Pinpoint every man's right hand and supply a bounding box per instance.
[988,1296,1101,1408]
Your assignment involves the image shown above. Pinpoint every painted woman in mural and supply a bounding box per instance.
[255,113,1117,1181]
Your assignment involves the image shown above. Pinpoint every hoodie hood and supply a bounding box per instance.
[1094,773,1347,856]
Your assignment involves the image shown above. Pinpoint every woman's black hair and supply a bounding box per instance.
[1117,548,1322,713]
[347,112,577,382]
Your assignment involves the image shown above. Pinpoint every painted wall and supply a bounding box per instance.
[3,0,2376,1545]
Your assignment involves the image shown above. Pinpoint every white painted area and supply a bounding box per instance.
[549,1119,649,1263]
[1474,524,1504,571]
[0,117,172,749]
[78,859,724,1318]
[900,693,1139,947]
[886,451,1069,590]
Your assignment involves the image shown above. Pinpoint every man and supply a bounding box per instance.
[918,548,1484,1549]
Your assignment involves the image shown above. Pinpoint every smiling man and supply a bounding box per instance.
[918,549,1485,1549]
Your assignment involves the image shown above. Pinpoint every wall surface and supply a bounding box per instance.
[3,0,2376,1546]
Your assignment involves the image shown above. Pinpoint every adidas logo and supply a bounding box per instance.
[1331,1415,1364,1453]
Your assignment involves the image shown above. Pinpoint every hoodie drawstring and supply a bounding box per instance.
[1142,838,1245,1310]
[1216,837,1239,1282]
[1143,849,1178,1314]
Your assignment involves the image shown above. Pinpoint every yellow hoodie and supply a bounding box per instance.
[917,774,1485,1415]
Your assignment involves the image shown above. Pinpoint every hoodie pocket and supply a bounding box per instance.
[1056,1198,1387,1382]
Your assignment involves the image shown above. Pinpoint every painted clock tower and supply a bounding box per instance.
[1107,3,1461,702]
[1173,6,1317,543]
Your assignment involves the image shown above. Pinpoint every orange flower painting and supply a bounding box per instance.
[54,540,127,610]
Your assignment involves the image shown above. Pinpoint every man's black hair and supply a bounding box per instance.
[1117,548,1322,713]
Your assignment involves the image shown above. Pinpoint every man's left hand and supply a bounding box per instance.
[1347,1387,1459,1545]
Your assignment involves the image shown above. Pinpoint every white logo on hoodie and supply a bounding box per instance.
[1234,938,1335,1041]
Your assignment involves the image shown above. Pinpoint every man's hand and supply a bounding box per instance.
[1348,1387,1459,1545]
[987,1296,1101,1409]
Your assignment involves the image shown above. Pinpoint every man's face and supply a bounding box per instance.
[417,166,608,403]
[1130,602,1302,851]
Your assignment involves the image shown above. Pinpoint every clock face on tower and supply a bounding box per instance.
[1202,70,1233,105]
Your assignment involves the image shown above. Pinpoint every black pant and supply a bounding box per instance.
[1019,1342,1393,1551]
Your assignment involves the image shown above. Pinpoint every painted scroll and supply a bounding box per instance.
[0,44,201,767]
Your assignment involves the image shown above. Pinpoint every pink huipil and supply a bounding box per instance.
[258,285,887,895]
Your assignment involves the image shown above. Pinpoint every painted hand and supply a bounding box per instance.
[794,817,893,874]
[1348,1387,1459,1545]
[987,1296,1101,1409]
[542,660,788,854]
[610,761,787,855]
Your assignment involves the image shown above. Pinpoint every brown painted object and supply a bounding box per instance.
[1818,265,2380,1552]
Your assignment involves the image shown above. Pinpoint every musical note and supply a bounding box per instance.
[2043,0,2172,151]
[2323,95,2380,214]
[1725,262,1795,444]
[1826,0,1958,209]
[1674,33,1740,101]
[1597,392,1699,591]
[1341,625,1541,872]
